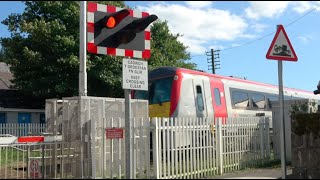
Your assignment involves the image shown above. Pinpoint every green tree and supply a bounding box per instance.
[149,20,196,70]
[0,1,196,99]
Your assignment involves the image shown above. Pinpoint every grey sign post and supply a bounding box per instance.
[79,1,87,178]
[79,1,87,96]
[123,58,148,178]
[266,24,298,179]
[278,58,286,179]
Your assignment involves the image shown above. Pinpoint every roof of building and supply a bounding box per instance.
[0,62,45,109]
[0,62,14,90]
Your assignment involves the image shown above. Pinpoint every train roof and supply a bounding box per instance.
[149,66,316,95]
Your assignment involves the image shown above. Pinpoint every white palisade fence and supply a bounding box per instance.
[0,116,272,179]
[152,117,271,179]
[0,123,46,137]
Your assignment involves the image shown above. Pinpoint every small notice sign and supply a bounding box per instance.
[29,159,41,179]
[122,58,148,91]
[106,128,124,139]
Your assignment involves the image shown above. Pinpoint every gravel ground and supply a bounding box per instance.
[203,167,293,179]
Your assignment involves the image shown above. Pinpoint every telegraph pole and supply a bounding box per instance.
[206,49,220,74]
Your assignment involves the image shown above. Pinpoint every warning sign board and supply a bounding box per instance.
[106,128,124,139]
[29,159,41,179]
[266,25,298,62]
[122,58,148,91]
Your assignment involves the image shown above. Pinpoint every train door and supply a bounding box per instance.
[192,78,208,118]
[210,78,227,119]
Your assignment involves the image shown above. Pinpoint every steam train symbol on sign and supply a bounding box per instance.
[273,44,291,57]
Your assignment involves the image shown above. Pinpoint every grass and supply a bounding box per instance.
[0,147,26,166]
[0,147,47,167]
[256,159,281,168]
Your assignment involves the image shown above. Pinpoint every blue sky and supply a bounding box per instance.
[1,1,320,92]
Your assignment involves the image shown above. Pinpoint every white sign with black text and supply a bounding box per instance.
[122,58,148,91]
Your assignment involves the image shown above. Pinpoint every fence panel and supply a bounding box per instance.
[0,124,46,137]
[153,117,271,179]
[153,117,216,179]
[0,141,76,179]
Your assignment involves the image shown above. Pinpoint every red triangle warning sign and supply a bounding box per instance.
[266,25,298,62]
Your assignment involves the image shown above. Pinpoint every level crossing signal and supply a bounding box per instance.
[87,2,158,59]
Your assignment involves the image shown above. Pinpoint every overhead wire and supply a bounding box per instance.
[219,6,318,52]
[189,5,318,57]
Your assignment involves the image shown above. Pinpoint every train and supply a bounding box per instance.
[133,66,320,122]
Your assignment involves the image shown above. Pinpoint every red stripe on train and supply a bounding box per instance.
[169,71,182,116]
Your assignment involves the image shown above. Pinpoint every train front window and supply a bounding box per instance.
[134,90,148,100]
[149,77,173,105]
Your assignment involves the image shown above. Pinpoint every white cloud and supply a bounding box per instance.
[317,2,320,11]
[179,37,207,54]
[245,1,290,20]
[298,35,313,44]
[292,2,313,14]
[209,45,226,51]
[185,1,213,9]
[231,44,242,48]
[251,23,268,33]
[137,3,248,54]
[238,33,256,39]
[245,1,320,20]
[291,1,320,14]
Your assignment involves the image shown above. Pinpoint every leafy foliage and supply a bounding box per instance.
[148,20,196,70]
[0,1,196,99]
[290,100,320,138]
[289,101,311,115]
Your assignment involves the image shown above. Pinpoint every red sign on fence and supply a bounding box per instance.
[106,128,124,139]
[29,159,41,179]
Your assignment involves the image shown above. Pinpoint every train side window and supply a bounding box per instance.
[267,95,278,109]
[196,86,204,111]
[214,88,221,106]
[251,93,266,109]
[284,96,292,100]
[232,91,249,109]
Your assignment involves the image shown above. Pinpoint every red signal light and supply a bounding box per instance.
[101,9,130,29]
[106,17,116,28]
